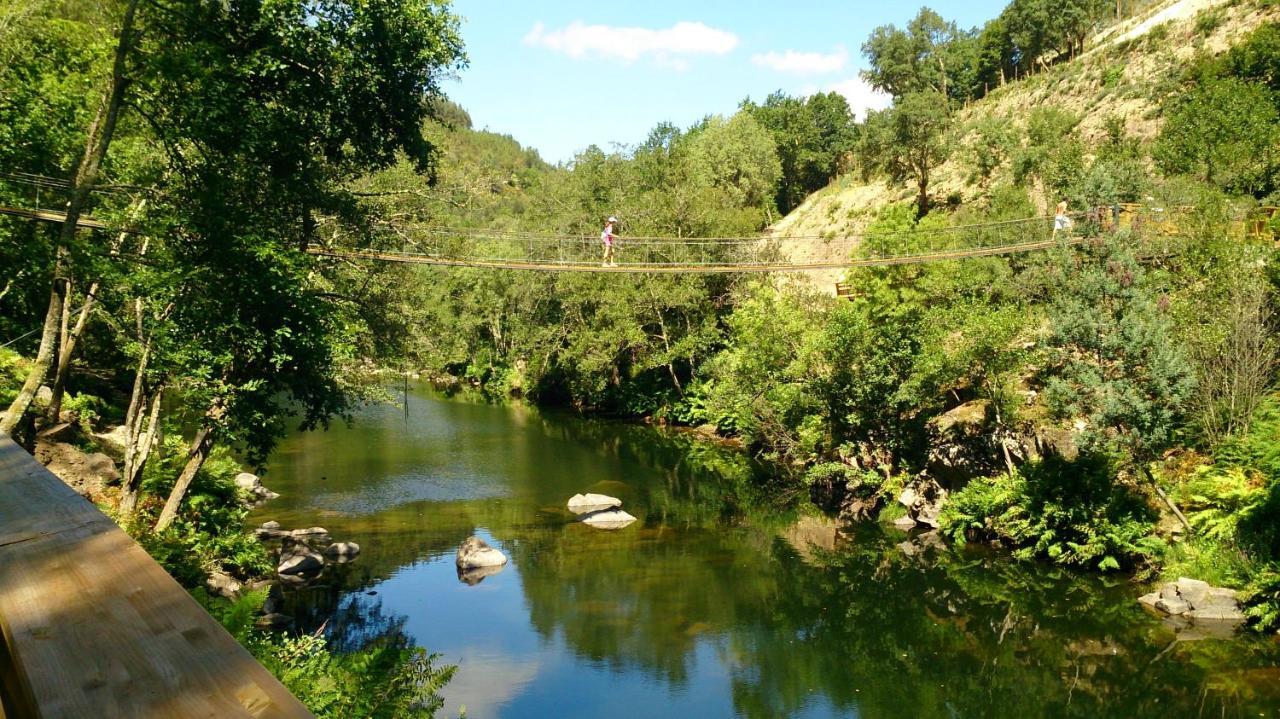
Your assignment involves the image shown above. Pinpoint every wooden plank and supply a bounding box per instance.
[0,438,314,719]
[0,206,111,231]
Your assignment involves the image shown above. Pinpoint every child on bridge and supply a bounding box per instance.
[601,216,618,267]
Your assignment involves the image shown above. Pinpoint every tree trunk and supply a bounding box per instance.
[0,264,64,435]
[48,201,144,421]
[916,175,930,219]
[47,280,99,420]
[153,424,214,532]
[119,386,162,517]
[0,0,138,436]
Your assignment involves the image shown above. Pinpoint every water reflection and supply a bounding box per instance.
[255,386,1280,718]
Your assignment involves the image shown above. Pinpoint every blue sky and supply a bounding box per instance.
[445,1,1008,164]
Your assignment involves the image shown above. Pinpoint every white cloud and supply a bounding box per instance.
[824,77,893,120]
[523,20,738,69]
[751,46,848,75]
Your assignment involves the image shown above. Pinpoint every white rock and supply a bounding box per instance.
[205,571,242,599]
[234,472,262,492]
[278,546,324,576]
[568,493,622,513]
[456,536,508,569]
[580,508,637,530]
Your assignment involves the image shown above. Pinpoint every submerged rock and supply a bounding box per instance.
[568,493,622,513]
[579,508,637,530]
[456,536,508,569]
[1138,577,1245,627]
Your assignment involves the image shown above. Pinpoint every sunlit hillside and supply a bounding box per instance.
[772,0,1280,292]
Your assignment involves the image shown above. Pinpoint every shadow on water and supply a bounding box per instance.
[253,385,1280,719]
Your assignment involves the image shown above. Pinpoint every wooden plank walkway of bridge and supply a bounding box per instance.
[0,438,313,719]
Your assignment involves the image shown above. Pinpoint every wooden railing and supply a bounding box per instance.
[0,438,314,719]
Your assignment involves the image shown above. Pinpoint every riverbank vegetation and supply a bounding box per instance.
[3,4,1280,712]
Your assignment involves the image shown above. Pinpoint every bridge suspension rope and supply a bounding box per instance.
[0,169,1112,273]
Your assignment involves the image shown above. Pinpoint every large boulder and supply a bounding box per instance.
[567,493,622,513]
[898,477,949,529]
[925,401,1000,484]
[92,425,131,458]
[1138,577,1245,626]
[205,571,243,600]
[579,508,637,530]
[456,536,508,569]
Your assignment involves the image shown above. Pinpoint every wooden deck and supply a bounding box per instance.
[0,438,314,719]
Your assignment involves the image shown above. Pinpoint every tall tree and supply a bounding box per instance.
[861,91,952,218]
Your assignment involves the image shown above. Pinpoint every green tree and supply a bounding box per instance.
[686,112,781,212]
[862,8,963,101]
[1043,239,1196,465]
[1155,77,1279,196]
[861,91,951,218]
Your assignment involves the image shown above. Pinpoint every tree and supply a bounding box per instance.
[862,8,962,101]
[1155,77,1280,196]
[101,0,466,530]
[1044,239,1195,464]
[686,112,781,212]
[861,91,951,218]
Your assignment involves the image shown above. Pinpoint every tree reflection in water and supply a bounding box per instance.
[259,389,1280,718]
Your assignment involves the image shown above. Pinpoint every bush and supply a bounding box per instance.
[1155,77,1280,196]
[201,590,456,718]
[940,455,1164,571]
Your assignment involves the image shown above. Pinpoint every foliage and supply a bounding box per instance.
[138,436,272,584]
[941,455,1163,571]
[1155,77,1280,196]
[742,92,858,214]
[200,590,456,718]
[1042,238,1195,464]
[861,91,952,217]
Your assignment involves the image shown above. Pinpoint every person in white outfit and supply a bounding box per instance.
[1053,199,1072,239]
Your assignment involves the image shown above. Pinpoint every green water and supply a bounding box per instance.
[252,385,1280,719]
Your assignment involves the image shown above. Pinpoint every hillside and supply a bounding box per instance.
[772,0,1280,292]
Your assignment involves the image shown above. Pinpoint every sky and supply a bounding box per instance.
[445,0,1009,164]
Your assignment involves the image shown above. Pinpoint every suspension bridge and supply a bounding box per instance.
[0,169,1101,273]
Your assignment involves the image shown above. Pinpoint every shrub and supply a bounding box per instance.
[940,455,1164,571]
[200,590,456,718]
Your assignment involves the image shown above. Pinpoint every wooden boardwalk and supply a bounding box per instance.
[0,438,314,719]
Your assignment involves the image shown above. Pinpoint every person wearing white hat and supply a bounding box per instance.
[601,216,618,267]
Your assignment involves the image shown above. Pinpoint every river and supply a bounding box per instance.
[251,384,1280,718]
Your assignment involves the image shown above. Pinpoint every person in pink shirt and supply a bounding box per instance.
[601,216,618,267]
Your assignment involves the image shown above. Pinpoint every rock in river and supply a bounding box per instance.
[568,493,622,513]
[278,540,325,576]
[580,508,637,530]
[456,536,508,569]
[1138,577,1245,626]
